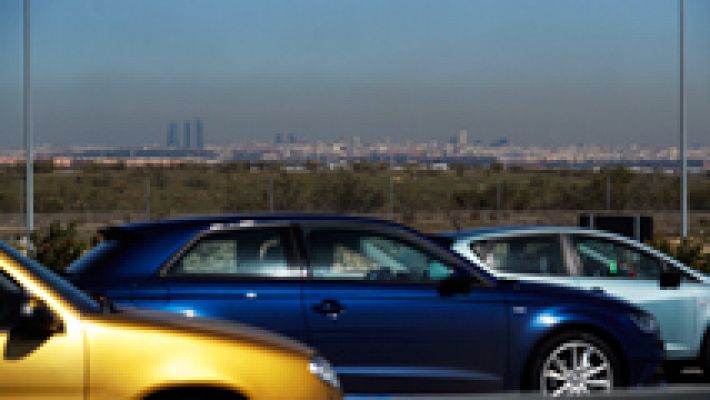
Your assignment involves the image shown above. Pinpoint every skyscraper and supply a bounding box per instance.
[195,118,204,150]
[183,120,191,149]
[167,122,179,148]
[458,129,468,147]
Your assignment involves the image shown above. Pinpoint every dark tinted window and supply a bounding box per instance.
[470,235,566,275]
[0,242,100,313]
[0,272,22,327]
[427,235,454,249]
[305,228,453,281]
[571,236,662,279]
[169,228,298,277]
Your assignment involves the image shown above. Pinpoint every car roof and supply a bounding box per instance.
[437,225,709,282]
[102,213,421,237]
[436,226,589,238]
[90,213,499,285]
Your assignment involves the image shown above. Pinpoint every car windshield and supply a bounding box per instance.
[0,241,101,314]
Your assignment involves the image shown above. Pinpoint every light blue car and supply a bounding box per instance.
[434,226,710,377]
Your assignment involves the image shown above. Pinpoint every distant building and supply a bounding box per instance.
[195,118,204,150]
[458,129,468,147]
[274,133,284,145]
[183,120,191,149]
[167,122,179,148]
[287,133,298,144]
[490,137,509,147]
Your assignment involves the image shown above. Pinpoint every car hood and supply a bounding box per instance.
[497,278,641,313]
[86,306,313,358]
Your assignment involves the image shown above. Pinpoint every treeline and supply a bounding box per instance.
[1,162,709,216]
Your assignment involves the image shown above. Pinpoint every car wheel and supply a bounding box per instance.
[663,361,685,382]
[701,332,710,382]
[147,390,245,400]
[528,331,622,397]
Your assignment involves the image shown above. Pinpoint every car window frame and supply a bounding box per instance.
[295,222,491,287]
[566,233,673,281]
[469,233,569,277]
[159,223,305,280]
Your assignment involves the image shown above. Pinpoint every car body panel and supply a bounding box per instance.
[302,280,507,393]
[441,226,710,362]
[68,214,663,393]
[0,241,341,400]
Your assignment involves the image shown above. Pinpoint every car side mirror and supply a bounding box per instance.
[11,297,63,337]
[660,268,681,290]
[437,275,472,297]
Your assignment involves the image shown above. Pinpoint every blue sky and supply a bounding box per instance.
[1,0,709,148]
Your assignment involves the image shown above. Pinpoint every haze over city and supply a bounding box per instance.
[1,0,709,149]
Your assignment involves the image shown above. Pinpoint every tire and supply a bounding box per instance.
[701,332,710,382]
[527,331,623,397]
[663,361,685,383]
[147,389,245,400]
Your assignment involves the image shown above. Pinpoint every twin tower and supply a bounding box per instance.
[167,119,204,150]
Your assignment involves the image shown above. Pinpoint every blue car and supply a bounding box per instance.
[67,215,662,395]
[433,226,710,379]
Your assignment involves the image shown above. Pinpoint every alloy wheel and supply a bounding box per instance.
[540,340,613,397]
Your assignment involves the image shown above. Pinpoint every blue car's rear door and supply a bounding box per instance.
[298,224,507,394]
[161,225,308,342]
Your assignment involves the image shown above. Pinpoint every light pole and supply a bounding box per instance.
[269,175,274,212]
[496,176,501,222]
[389,176,395,220]
[144,176,151,219]
[23,0,34,239]
[388,175,401,221]
[679,0,688,240]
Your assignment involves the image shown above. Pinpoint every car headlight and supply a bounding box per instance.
[309,355,340,389]
[629,313,660,334]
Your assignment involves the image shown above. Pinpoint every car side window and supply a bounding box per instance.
[169,228,298,278]
[305,228,454,282]
[0,272,23,328]
[470,235,566,275]
[571,236,662,279]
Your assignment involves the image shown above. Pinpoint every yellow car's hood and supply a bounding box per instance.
[87,307,314,357]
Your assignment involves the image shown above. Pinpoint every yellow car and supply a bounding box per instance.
[0,242,341,400]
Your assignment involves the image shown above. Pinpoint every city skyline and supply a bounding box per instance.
[1,0,709,149]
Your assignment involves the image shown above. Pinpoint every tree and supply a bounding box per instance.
[30,221,88,274]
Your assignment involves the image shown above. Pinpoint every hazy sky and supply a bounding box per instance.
[1,0,709,149]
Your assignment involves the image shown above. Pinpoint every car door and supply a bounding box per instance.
[0,271,84,399]
[299,223,507,394]
[466,234,575,286]
[161,225,308,342]
[567,233,703,360]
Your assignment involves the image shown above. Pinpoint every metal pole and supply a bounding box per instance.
[18,179,24,215]
[23,0,33,236]
[269,175,274,211]
[496,176,501,222]
[144,176,151,219]
[680,0,688,240]
[606,175,611,210]
[389,176,395,220]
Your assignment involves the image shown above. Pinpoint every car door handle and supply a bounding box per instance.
[312,299,345,319]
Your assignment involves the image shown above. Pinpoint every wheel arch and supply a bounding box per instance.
[138,382,249,400]
[521,322,629,389]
